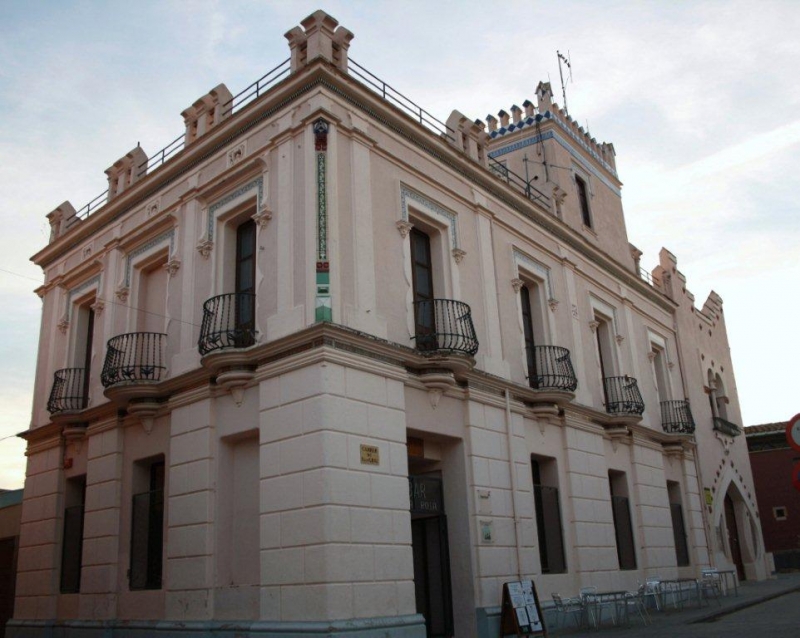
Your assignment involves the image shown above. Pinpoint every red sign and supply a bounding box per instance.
[793,462,800,493]
[786,413,800,453]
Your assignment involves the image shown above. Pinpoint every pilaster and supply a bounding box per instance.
[258,360,417,625]
[79,421,123,619]
[165,400,216,619]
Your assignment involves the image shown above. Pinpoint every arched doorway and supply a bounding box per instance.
[724,492,745,581]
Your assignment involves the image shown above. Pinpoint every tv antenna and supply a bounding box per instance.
[557,50,573,115]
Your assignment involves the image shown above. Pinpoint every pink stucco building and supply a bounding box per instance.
[10,10,768,638]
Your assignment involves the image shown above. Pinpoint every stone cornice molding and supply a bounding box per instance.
[31,60,674,314]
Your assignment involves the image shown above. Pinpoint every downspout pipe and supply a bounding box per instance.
[505,389,525,580]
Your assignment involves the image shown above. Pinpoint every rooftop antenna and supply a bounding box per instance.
[557,50,573,116]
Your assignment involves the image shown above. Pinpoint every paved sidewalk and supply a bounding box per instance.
[552,573,800,637]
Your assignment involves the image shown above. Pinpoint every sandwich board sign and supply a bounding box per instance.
[500,579,547,636]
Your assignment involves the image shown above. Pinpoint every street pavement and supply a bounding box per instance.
[551,573,800,638]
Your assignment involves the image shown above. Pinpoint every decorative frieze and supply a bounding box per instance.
[226,141,246,168]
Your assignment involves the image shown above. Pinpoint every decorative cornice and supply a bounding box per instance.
[399,185,459,249]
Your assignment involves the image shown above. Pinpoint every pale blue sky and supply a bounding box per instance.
[1,1,798,487]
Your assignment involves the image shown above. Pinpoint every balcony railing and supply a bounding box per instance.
[198,292,257,356]
[713,416,741,437]
[527,346,578,392]
[101,333,167,388]
[603,375,645,416]
[660,400,696,434]
[47,368,88,414]
[413,299,479,357]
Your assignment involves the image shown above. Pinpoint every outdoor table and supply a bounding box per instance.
[659,578,701,609]
[583,590,629,628]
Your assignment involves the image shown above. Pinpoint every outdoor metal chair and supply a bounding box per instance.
[640,577,662,611]
[551,593,583,628]
[620,586,651,626]
[700,569,723,606]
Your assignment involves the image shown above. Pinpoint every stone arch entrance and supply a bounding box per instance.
[714,476,764,581]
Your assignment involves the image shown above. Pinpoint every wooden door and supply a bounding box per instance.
[724,493,746,581]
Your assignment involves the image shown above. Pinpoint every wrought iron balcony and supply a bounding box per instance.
[413,299,479,357]
[198,292,257,356]
[47,368,87,414]
[527,346,578,392]
[603,376,645,416]
[660,400,695,434]
[713,416,741,437]
[101,333,167,388]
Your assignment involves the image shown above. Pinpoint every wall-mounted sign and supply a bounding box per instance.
[785,413,800,453]
[704,487,713,508]
[360,444,380,465]
[409,475,443,514]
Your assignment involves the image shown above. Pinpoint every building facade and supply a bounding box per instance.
[12,10,769,638]
[746,421,800,572]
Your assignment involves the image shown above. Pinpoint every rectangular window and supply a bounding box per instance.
[609,471,637,570]
[668,481,690,566]
[65,303,95,411]
[651,343,671,404]
[520,282,548,388]
[410,228,436,350]
[576,175,592,228]
[531,457,567,573]
[234,219,256,347]
[130,458,165,590]
[137,259,168,333]
[60,476,86,593]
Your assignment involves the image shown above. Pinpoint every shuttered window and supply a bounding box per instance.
[532,459,567,574]
[130,461,165,590]
[60,477,86,593]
